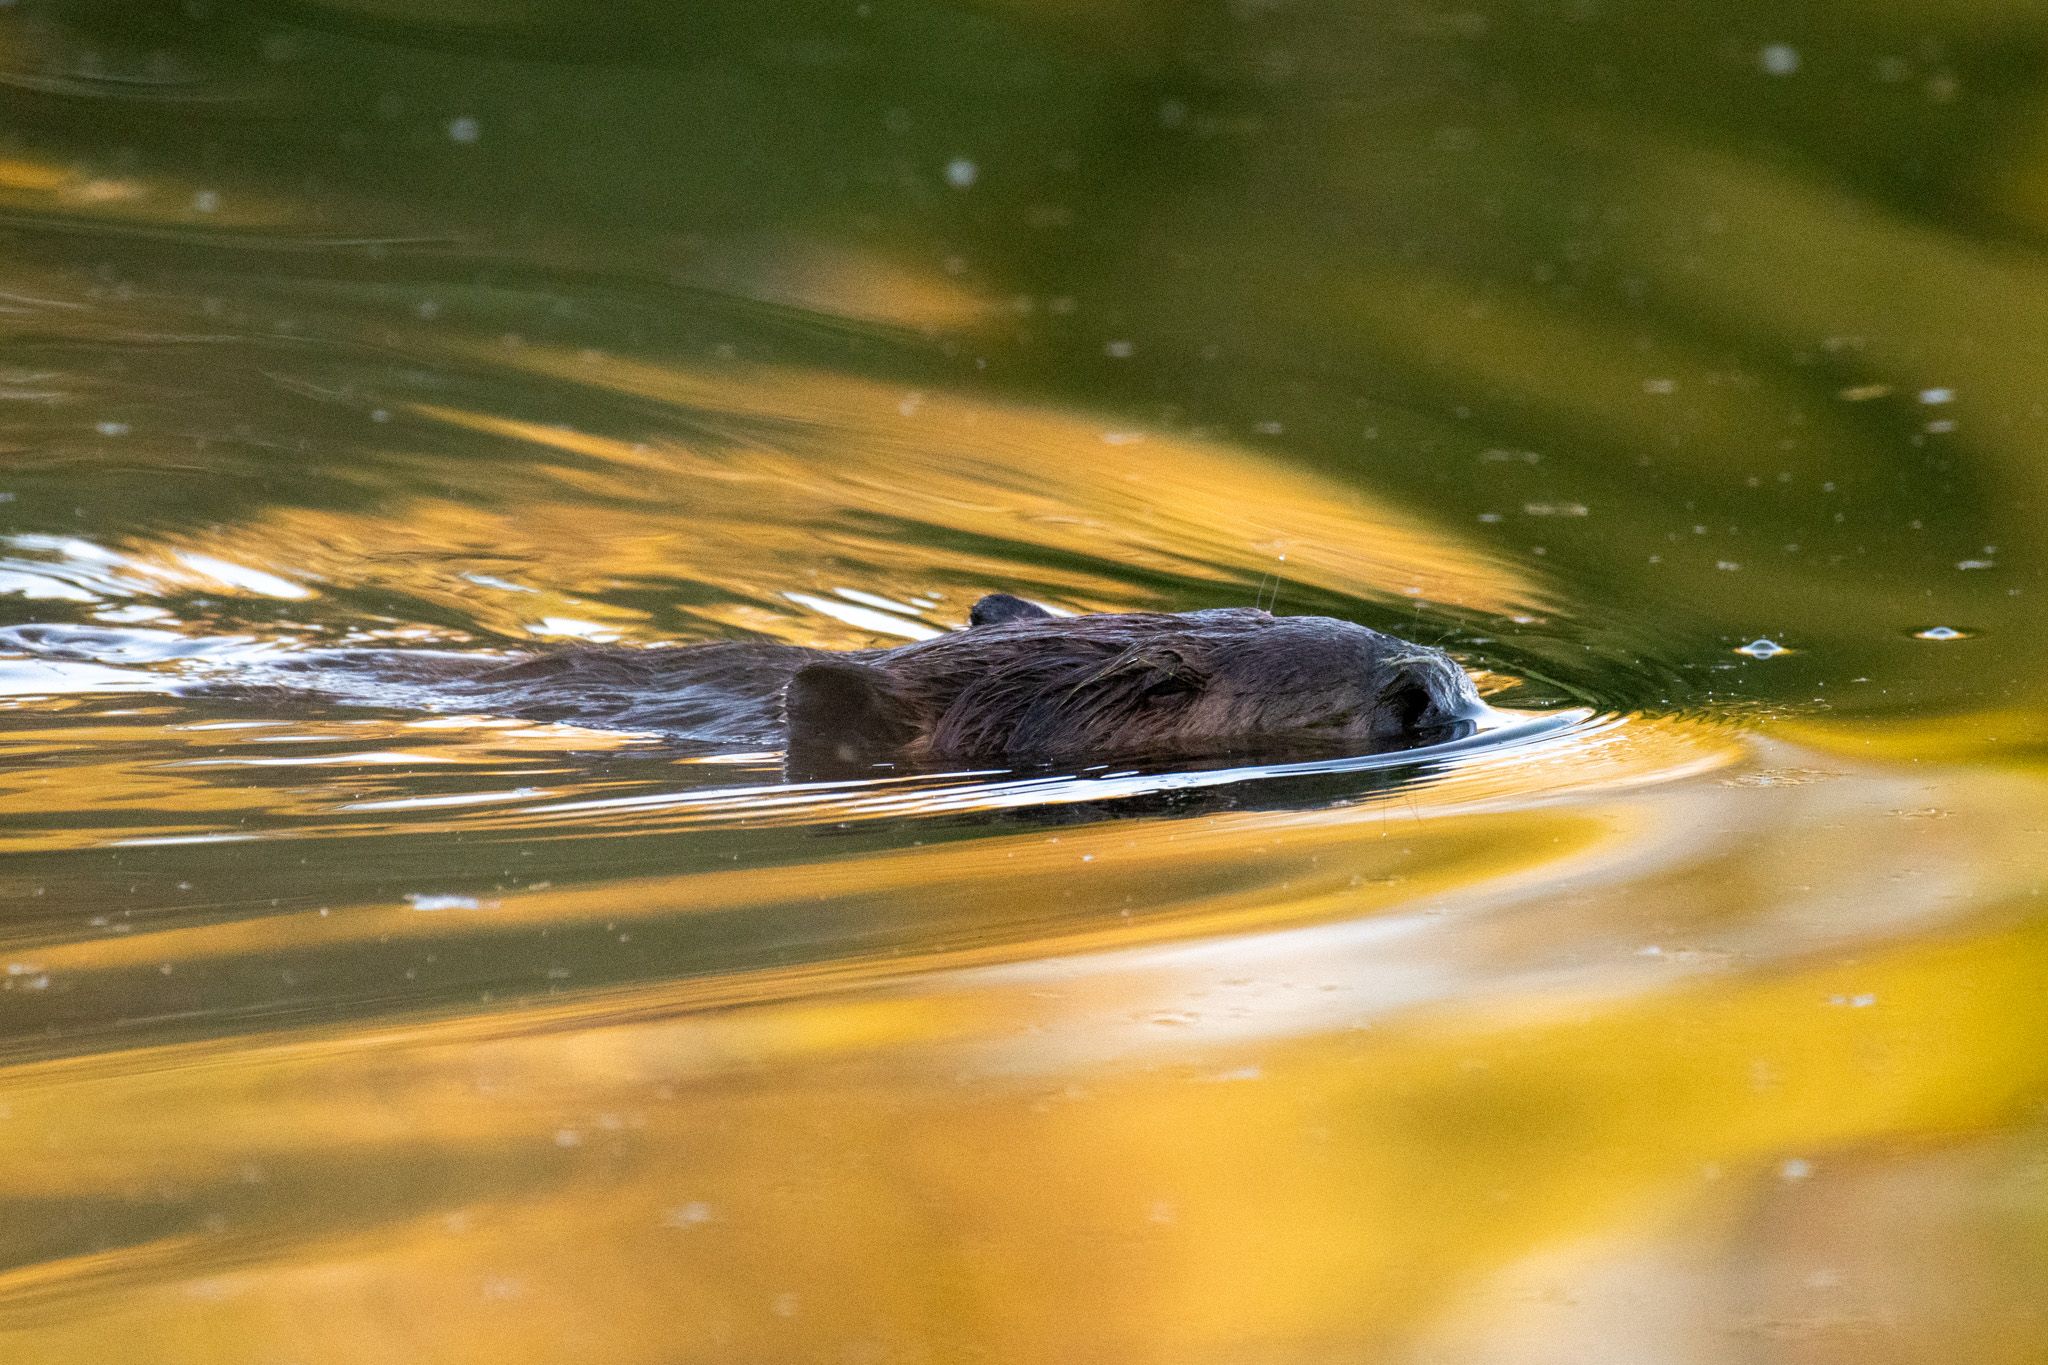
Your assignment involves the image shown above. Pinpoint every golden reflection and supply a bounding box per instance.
[0,150,303,230]
[1770,704,2048,770]
[0,715,642,854]
[0,158,68,193]
[2,9,2047,1359]
[39,333,1559,660]
[2,712,1727,968]
[398,343,1547,628]
[0,775,2039,1363]
[0,715,2040,1362]
[673,238,999,335]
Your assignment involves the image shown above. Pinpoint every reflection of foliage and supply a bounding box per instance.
[0,6,2047,1361]
[8,0,2042,708]
[1044,2,2048,711]
[2,752,2044,1361]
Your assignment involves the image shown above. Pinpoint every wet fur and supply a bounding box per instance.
[228,597,1484,767]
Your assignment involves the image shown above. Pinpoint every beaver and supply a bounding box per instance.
[317,593,1487,768]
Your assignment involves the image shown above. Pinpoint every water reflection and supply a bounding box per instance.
[0,733,2041,1362]
[0,0,2044,1360]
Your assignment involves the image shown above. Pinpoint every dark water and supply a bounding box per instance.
[0,3,2043,1361]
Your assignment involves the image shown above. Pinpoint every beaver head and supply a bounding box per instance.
[783,594,1485,767]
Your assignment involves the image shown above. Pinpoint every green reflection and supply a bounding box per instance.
[0,1,2045,1361]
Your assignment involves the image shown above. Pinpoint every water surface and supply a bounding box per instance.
[0,3,2044,1361]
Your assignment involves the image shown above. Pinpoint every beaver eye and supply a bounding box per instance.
[1137,671,1199,703]
[1382,681,1433,729]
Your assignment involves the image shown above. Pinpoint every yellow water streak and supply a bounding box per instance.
[407,343,1546,624]
[0,866,2037,1363]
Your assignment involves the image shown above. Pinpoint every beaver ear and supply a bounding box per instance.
[969,593,1054,627]
[783,660,922,765]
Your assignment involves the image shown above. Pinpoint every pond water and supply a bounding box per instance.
[1,2,2044,1361]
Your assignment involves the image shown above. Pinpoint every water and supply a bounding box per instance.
[1,3,2044,1361]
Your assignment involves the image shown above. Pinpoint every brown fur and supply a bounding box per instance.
[832,603,1482,766]
[233,595,1485,767]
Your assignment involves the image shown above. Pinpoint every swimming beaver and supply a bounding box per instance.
[346,593,1486,768]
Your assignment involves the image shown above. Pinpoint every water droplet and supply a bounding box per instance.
[1912,625,1971,641]
[664,1202,715,1227]
[943,158,978,188]
[1735,638,1790,658]
[406,893,485,911]
[1759,43,1800,76]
